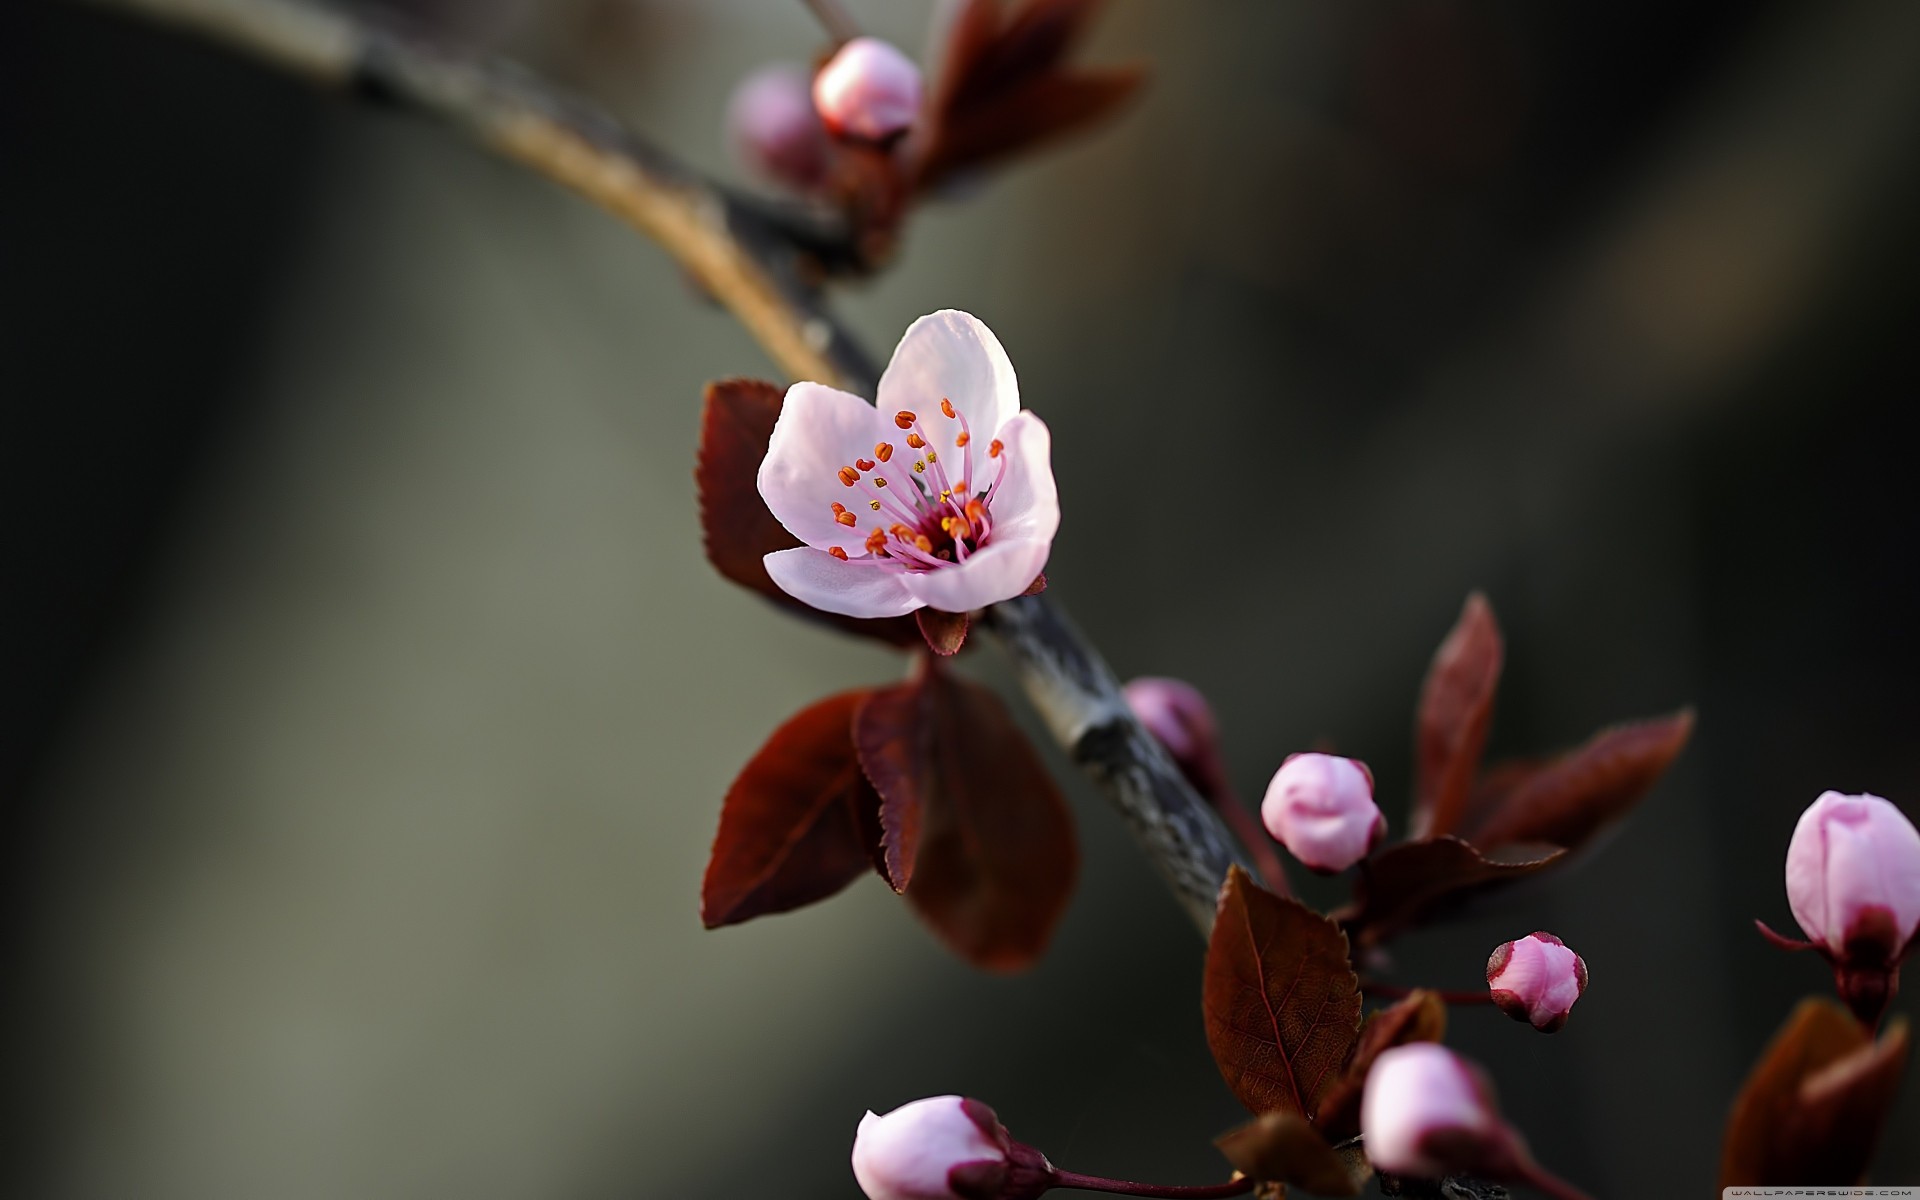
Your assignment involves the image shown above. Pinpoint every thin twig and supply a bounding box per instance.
[800,0,860,45]
[80,0,1250,933]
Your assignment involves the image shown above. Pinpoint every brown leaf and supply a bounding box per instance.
[1464,710,1694,852]
[853,681,933,892]
[917,607,971,656]
[860,667,1077,971]
[1722,998,1911,1186]
[1204,866,1363,1118]
[695,378,920,647]
[702,690,882,928]
[953,0,1107,108]
[919,68,1145,188]
[1316,990,1448,1141]
[1216,1111,1365,1195]
[1412,593,1503,839]
[1340,836,1565,948]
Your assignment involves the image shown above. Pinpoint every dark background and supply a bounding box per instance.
[5,1,1918,1196]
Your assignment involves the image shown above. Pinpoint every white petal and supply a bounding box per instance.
[876,311,1020,494]
[757,382,888,552]
[900,538,1049,614]
[979,411,1059,543]
[764,547,921,619]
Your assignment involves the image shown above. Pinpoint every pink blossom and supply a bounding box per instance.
[1260,752,1385,873]
[1487,932,1588,1033]
[1123,677,1226,796]
[1361,1044,1505,1179]
[814,36,924,141]
[1786,791,1920,966]
[757,311,1059,619]
[727,64,830,190]
[851,1097,1008,1200]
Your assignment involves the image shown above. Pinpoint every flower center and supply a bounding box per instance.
[824,399,1008,571]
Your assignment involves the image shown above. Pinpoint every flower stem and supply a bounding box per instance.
[1048,1170,1255,1198]
[801,0,860,43]
[1360,980,1495,1006]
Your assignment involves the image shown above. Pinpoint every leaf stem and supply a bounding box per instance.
[1048,1169,1255,1198]
[1360,980,1495,1006]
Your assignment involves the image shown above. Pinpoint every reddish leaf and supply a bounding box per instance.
[1722,999,1911,1186]
[1412,593,1503,839]
[1340,836,1565,948]
[1316,989,1448,1141]
[954,0,1107,108]
[1204,866,1363,1119]
[857,666,1077,971]
[702,690,882,928]
[1464,710,1694,852]
[695,379,920,647]
[854,681,933,892]
[919,69,1145,188]
[1216,1111,1365,1196]
[917,607,971,656]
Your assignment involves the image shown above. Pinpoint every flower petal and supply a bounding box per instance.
[757,382,888,553]
[900,537,1049,614]
[763,547,921,618]
[979,411,1060,543]
[877,311,1020,492]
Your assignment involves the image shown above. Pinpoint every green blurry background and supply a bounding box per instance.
[5,1,1919,1195]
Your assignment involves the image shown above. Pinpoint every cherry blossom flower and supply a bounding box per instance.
[1260,752,1385,873]
[757,310,1058,619]
[1487,931,1588,1033]
[1362,1044,1505,1180]
[815,36,924,141]
[852,1097,1054,1200]
[1785,791,1920,965]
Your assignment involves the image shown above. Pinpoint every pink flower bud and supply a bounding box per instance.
[852,1096,1028,1200]
[1123,677,1227,800]
[814,37,924,141]
[1786,791,1920,966]
[727,64,831,190]
[1261,752,1386,873]
[1361,1044,1508,1179]
[1487,932,1588,1033]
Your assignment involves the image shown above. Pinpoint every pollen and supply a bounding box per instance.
[894,411,917,429]
[874,442,894,462]
[828,546,849,560]
[868,500,881,511]
[913,460,926,474]
[874,477,888,487]
[906,433,926,449]
[835,511,857,527]
[855,457,875,472]
[830,502,846,515]
[955,431,970,447]
[838,466,859,487]
[989,439,1004,459]
[865,529,888,554]
[940,398,956,419]
[925,451,937,464]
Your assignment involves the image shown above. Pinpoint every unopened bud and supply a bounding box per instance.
[727,64,831,190]
[1487,932,1588,1033]
[1123,677,1228,801]
[1261,752,1386,873]
[814,37,924,141]
[1361,1045,1518,1182]
[852,1097,1050,1200]
[1786,791,1920,966]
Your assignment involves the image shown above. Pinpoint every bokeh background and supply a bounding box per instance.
[6,0,1920,1196]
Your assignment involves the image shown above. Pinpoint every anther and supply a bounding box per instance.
[828,546,849,561]
[865,529,888,554]
[874,442,894,463]
[940,398,956,419]
[889,523,913,537]
[955,431,970,447]
[855,457,875,472]
[830,502,846,515]
[914,535,933,553]
[966,499,986,524]
[868,500,881,511]
[925,451,937,463]
[874,477,888,487]
[906,433,926,449]
[894,411,917,429]
[836,511,857,527]
[913,461,926,474]
[989,439,1004,458]
[838,466,860,487]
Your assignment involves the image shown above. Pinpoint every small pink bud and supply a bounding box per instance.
[727,64,831,190]
[1361,1044,1510,1179]
[852,1096,1050,1200]
[1123,677,1227,800]
[1786,791,1920,966]
[1261,752,1386,873]
[814,37,924,141]
[1487,932,1588,1033]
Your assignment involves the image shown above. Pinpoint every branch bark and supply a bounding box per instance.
[79,0,1251,932]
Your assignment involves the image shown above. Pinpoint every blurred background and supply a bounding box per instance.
[5,0,1919,1195]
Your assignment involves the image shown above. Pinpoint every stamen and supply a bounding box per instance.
[868,500,881,511]
[830,502,846,515]
[955,431,970,448]
[889,523,914,537]
[874,477,888,487]
[874,442,894,463]
[965,500,986,525]
[835,511,857,527]
[855,457,875,472]
[925,451,937,463]
[989,439,1004,459]
[865,529,888,554]
[828,547,849,561]
[940,398,956,419]
[906,433,926,449]
[913,461,926,474]
[914,535,933,553]
[894,411,917,429]
[838,466,860,487]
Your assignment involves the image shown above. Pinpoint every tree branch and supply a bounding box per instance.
[78,0,1251,933]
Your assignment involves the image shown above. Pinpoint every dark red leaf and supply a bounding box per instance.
[1215,1111,1365,1195]
[1203,866,1363,1119]
[1464,710,1694,852]
[954,0,1106,107]
[917,607,971,656]
[1722,998,1911,1186]
[1316,989,1448,1141]
[918,68,1145,189]
[854,681,934,892]
[1340,836,1565,948]
[702,689,883,928]
[858,666,1077,971]
[695,379,920,648]
[1412,592,1503,840]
